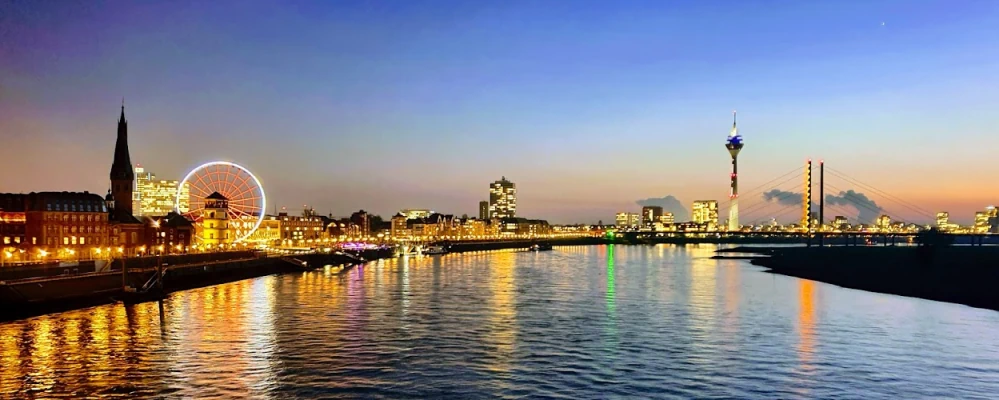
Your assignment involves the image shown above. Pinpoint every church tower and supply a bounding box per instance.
[109,103,134,222]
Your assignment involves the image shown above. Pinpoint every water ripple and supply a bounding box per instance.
[2,244,999,398]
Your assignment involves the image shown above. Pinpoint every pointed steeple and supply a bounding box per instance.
[109,102,135,222]
[110,102,133,181]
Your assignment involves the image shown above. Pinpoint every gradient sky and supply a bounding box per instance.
[2,0,998,224]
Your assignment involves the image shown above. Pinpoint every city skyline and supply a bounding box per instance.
[2,1,998,223]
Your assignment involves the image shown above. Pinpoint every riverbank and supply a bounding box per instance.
[740,246,999,311]
[0,251,374,322]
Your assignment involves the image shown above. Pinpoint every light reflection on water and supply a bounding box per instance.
[2,244,999,398]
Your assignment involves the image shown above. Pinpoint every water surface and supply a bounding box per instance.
[2,244,998,398]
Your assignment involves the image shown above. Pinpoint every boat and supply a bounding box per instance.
[528,243,553,252]
[423,245,448,255]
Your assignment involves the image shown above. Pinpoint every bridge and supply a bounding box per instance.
[710,160,944,231]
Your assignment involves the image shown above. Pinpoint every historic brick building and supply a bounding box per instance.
[24,192,109,252]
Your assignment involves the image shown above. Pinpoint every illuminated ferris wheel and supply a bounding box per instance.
[178,161,266,242]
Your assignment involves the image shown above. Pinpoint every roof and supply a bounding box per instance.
[206,192,228,200]
[141,212,194,228]
[22,192,107,213]
[0,193,26,212]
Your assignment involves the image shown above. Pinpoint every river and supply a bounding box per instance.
[2,244,998,398]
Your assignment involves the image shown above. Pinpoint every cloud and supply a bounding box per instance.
[762,189,807,206]
[636,195,689,222]
[762,189,882,224]
[825,190,882,224]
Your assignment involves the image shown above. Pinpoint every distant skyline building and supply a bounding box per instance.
[489,177,516,219]
[936,212,949,228]
[692,200,719,229]
[642,206,663,225]
[400,209,433,220]
[659,212,675,225]
[479,201,489,220]
[975,206,998,233]
[134,165,189,216]
[615,212,640,228]
[725,111,744,231]
[876,214,891,229]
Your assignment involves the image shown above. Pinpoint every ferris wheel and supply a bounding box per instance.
[178,161,266,242]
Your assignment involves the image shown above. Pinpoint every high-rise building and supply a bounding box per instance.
[479,201,489,220]
[642,206,663,225]
[725,111,744,231]
[975,206,998,233]
[833,216,849,228]
[615,212,641,228]
[936,212,949,228]
[692,200,719,229]
[134,166,190,216]
[489,177,516,218]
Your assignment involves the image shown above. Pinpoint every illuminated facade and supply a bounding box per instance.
[936,212,949,228]
[23,192,110,259]
[833,216,849,229]
[489,177,516,218]
[725,111,744,231]
[400,209,432,220]
[276,213,325,245]
[134,166,190,216]
[200,192,230,246]
[246,216,281,243]
[692,200,719,229]
[974,206,997,233]
[1,194,26,251]
[615,212,640,228]
[876,214,892,230]
[659,212,675,225]
[391,213,410,238]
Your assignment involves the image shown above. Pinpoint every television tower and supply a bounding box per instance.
[725,111,744,231]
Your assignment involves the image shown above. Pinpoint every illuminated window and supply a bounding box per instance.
[14,237,20,244]
[72,236,77,245]
[80,237,85,245]
[33,237,37,245]
[64,237,69,245]
[3,237,8,244]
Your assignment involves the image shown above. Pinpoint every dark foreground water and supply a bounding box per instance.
[3,244,999,399]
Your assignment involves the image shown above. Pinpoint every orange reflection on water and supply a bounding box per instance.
[797,279,817,368]
[487,251,517,374]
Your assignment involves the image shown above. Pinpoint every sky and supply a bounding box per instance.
[2,0,998,224]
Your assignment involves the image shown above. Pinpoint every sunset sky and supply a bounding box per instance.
[2,0,997,224]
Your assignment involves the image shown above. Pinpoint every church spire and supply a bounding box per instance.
[110,102,133,181]
[109,102,135,221]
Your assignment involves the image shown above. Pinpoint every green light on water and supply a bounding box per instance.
[607,244,615,313]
